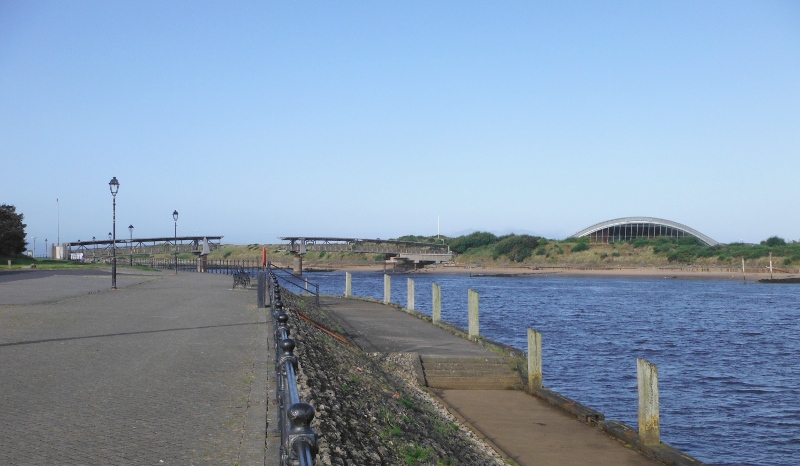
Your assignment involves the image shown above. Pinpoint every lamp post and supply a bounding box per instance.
[93,236,96,262]
[173,210,179,274]
[109,177,119,289]
[33,237,36,257]
[128,225,134,266]
[45,239,48,258]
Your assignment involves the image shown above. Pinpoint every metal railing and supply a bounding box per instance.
[267,270,318,466]
[269,262,320,305]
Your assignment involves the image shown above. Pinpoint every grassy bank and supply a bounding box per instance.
[174,236,800,270]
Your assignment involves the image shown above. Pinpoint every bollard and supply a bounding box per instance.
[7,260,11,269]
[637,358,660,445]
[432,283,442,323]
[383,274,391,304]
[257,272,266,308]
[345,272,352,297]
[527,328,542,390]
[407,278,415,311]
[468,289,479,339]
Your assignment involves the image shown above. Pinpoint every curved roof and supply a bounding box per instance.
[571,217,718,246]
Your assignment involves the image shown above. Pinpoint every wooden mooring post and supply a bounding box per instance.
[407,278,415,311]
[637,358,660,445]
[432,283,442,323]
[468,289,479,339]
[383,274,391,304]
[527,328,542,390]
[345,272,352,297]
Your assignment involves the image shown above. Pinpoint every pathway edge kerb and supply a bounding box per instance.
[328,294,706,466]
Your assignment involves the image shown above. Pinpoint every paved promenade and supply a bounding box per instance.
[321,296,659,466]
[0,269,268,465]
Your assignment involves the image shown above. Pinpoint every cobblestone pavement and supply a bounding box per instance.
[0,271,268,465]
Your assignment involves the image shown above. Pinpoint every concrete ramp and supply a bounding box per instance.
[420,356,523,390]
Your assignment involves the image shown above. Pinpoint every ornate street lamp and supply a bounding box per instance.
[173,210,179,274]
[128,225,134,266]
[92,236,96,262]
[109,177,119,289]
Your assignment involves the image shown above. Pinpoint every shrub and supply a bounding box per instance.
[493,234,542,262]
[600,253,608,260]
[571,242,589,253]
[653,243,672,253]
[449,232,498,254]
[762,236,786,247]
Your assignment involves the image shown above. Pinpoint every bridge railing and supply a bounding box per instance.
[267,271,318,466]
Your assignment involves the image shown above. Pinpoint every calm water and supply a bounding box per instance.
[297,270,800,466]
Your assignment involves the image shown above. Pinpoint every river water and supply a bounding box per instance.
[295,270,800,466]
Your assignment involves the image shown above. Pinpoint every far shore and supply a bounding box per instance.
[299,263,794,281]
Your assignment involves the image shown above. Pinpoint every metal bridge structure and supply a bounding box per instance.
[279,237,454,266]
[65,236,223,260]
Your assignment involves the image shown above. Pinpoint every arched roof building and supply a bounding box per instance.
[571,217,718,246]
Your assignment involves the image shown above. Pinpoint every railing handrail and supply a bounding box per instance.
[266,265,318,466]
[269,262,320,305]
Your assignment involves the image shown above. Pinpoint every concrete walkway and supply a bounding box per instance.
[0,269,269,465]
[321,296,659,466]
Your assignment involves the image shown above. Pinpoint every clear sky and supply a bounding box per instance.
[2,1,799,249]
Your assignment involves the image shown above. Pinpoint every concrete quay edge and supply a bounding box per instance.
[331,294,707,466]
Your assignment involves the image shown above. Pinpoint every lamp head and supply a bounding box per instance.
[128,225,134,233]
[173,210,179,222]
[109,177,120,197]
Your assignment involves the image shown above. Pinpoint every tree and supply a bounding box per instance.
[762,236,786,247]
[0,204,27,256]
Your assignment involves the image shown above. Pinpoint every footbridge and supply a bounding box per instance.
[65,236,223,261]
[279,237,453,267]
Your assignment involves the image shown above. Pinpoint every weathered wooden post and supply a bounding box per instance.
[292,254,302,276]
[637,358,660,445]
[383,274,391,304]
[345,272,352,297]
[432,283,442,323]
[468,289,479,339]
[407,278,415,311]
[527,328,542,390]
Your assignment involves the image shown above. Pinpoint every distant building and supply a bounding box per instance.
[571,217,718,246]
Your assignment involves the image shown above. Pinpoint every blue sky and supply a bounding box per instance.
[2,1,799,248]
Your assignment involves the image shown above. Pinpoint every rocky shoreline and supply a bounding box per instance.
[282,292,507,466]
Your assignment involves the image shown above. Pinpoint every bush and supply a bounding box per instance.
[571,242,589,253]
[449,232,498,254]
[492,234,542,262]
[653,243,672,253]
[762,236,786,247]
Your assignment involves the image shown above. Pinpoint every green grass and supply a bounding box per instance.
[0,255,104,270]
